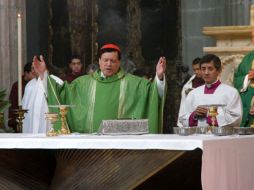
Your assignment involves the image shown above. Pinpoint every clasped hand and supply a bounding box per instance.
[194,106,208,118]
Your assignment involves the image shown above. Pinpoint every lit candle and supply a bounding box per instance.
[17,13,22,106]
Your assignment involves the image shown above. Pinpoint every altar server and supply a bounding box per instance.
[179,54,242,127]
[177,57,205,127]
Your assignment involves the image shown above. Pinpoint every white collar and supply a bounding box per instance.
[100,72,106,79]
[206,79,218,88]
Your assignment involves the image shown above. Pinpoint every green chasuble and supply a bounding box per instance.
[233,51,254,127]
[47,69,165,133]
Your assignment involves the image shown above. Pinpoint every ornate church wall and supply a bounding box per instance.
[181,0,252,72]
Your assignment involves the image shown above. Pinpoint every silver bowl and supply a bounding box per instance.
[212,126,234,136]
[173,127,179,134]
[196,126,209,134]
[234,127,254,135]
[174,127,196,136]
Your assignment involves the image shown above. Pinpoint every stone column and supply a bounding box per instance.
[91,1,98,65]
[48,0,53,65]
[181,0,252,71]
[0,0,26,96]
[67,0,86,63]
[126,0,144,68]
[67,0,97,67]
[225,0,252,25]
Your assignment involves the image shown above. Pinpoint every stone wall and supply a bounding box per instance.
[181,0,253,71]
[0,0,26,101]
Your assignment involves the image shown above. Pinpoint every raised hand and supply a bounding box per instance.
[33,55,47,79]
[248,70,254,80]
[156,56,166,80]
[249,106,254,115]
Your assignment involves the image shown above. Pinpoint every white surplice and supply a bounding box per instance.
[22,78,48,133]
[179,83,242,127]
[22,74,63,133]
[177,75,196,127]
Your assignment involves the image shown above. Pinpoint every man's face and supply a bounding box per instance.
[201,61,221,84]
[192,64,202,78]
[99,51,120,77]
[69,58,82,74]
[24,67,36,81]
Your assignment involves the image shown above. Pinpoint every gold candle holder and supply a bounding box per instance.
[13,105,28,133]
[45,112,59,136]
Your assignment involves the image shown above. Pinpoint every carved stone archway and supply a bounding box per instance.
[219,54,245,86]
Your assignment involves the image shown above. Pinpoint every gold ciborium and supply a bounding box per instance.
[13,105,28,133]
[48,105,73,135]
[45,112,59,136]
[207,106,218,132]
[59,105,71,135]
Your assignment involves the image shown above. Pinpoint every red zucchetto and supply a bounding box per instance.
[100,44,121,52]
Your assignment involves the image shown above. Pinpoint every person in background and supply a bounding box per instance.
[177,57,205,127]
[86,63,99,74]
[234,51,254,127]
[8,62,36,131]
[62,55,84,83]
[22,59,63,133]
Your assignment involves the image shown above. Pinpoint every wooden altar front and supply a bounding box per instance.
[0,134,253,190]
[0,134,203,190]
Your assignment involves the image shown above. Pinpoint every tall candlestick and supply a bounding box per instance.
[17,13,22,106]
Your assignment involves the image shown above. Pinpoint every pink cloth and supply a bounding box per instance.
[189,113,219,127]
[206,115,218,127]
[202,136,254,190]
[189,112,198,126]
[204,80,221,94]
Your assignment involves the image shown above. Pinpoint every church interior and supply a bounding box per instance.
[0,0,254,189]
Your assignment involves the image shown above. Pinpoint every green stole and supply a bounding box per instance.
[233,51,254,127]
[47,69,165,133]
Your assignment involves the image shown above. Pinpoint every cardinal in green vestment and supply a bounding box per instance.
[233,51,254,127]
[33,44,167,133]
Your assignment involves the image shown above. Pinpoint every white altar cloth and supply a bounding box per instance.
[0,133,249,150]
[0,133,206,150]
[0,133,253,190]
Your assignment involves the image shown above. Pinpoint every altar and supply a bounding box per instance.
[0,134,253,190]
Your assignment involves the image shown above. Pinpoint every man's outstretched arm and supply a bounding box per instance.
[155,56,166,98]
